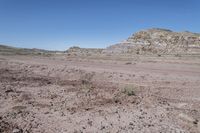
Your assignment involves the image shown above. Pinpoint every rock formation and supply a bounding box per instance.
[103,28,200,55]
[65,46,104,56]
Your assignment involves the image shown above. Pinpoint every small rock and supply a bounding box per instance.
[12,128,22,133]
[129,122,134,126]
[193,119,198,125]
[47,81,51,84]
[44,111,49,114]
[5,89,14,93]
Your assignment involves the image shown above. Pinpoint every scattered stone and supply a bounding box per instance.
[5,89,14,93]
[178,113,197,124]
[193,119,198,125]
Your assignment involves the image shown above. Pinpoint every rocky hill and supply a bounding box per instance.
[103,28,200,55]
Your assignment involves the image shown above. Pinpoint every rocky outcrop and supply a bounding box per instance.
[103,28,200,55]
[65,46,104,56]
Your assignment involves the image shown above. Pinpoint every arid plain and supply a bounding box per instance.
[0,52,200,133]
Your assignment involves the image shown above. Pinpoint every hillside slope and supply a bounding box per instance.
[103,28,200,55]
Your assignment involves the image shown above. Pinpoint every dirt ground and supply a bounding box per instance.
[0,54,200,133]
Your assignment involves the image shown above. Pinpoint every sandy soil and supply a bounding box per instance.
[0,55,200,133]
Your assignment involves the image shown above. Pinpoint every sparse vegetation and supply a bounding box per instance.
[81,83,93,91]
[122,85,136,96]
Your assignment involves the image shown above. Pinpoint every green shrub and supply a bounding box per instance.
[123,85,136,96]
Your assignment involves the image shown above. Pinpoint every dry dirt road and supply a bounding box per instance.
[0,55,200,133]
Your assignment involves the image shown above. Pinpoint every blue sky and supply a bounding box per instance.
[0,0,199,50]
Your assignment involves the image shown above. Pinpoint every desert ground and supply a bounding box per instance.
[0,54,200,133]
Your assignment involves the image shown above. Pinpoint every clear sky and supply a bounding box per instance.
[0,0,200,50]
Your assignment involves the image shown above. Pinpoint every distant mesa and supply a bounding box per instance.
[0,44,62,55]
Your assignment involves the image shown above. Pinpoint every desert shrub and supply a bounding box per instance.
[81,83,92,91]
[123,85,136,96]
[80,72,95,90]
[80,73,94,85]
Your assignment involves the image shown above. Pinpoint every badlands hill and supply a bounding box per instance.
[103,28,200,55]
